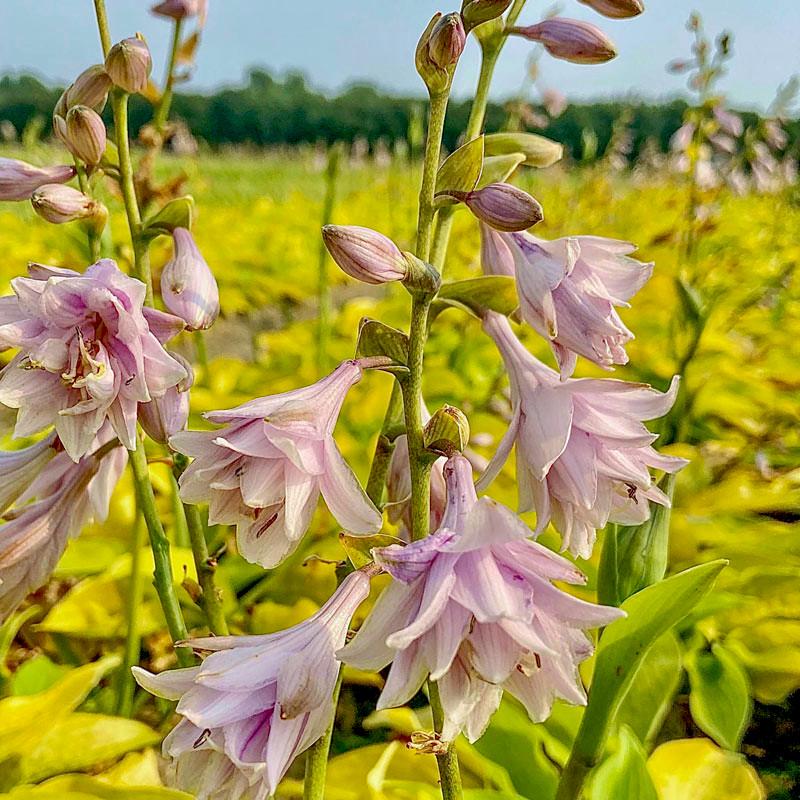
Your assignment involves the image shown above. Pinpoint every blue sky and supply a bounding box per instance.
[0,1,798,111]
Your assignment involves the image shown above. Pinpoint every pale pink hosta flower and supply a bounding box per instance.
[0,433,57,513]
[509,18,617,65]
[577,0,643,19]
[151,0,206,20]
[669,122,695,154]
[0,427,126,620]
[341,455,623,742]
[495,229,653,378]
[541,88,567,118]
[479,313,686,558]
[161,228,220,331]
[173,361,382,568]
[713,105,743,138]
[0,260,188,460]
[387,442,446,541]
[0,158,76,202]
[479,222,515,278]
[139,353,194,444]
[763,120,788,151]
[132,569,372,800]
[321,225,408,286]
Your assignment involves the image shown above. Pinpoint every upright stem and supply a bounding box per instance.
[153,18,184,132]
[182,491,229,636]
[401,296,433,541]
[74,160,101,261]
[317,145,342,374]
[365,382,403,506]
[302,669,344,800]
[129,440,193,666]
[416,91,450,261]
[429,681,464,800]
[95,0,197,665]
[115,513,146,716]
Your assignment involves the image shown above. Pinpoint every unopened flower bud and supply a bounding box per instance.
[461,0,513,31]
[577,0,643,19]
[139,354,193,444]
[65,65,111,112]
[428,13,466,69]
[0,158,75,201]
[65,106,107,166]
[161,228,220,331]
[105,36,152,94]
[31,183,106,226]
[508,18,617,64]
[712,105,743,138]
[151,0,203,19]
[423,405,470,457]
[322,225,408,285]
[415,14,450,94]
[450,183,543,232]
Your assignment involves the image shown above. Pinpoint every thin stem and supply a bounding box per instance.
[129,440,193,666]
[182,491,229,635]
[169,470,190,547]
[317,145,342,374]
[115,513,146,716]
[429,680,464,800]
[153,18,184,132]
[111,90,153,301]
[416,91,450,261]
[365,382,403,506]
[93,0,112,56]
[401,296,433,542]
[303,668,344,800]
[74,160,101,261]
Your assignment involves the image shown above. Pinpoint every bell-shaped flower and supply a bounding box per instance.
[139,353,193,444]
[0,260,188,460]
[160,228,220,331]
[480,313,687,558]
[0,433,57,513]
[498,229,654,378]
[0,158,76,202]
[0,426,126,620]
[341,455,623,742]
[132,569,373,800]
[173,360,382,568]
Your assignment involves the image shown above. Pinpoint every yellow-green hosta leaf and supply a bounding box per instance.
[686,643,752,751]
[0,774,191,800]
[19,714,160,783]
[647,739,765,800]
[94,749,164,787]
[591,726,658,800]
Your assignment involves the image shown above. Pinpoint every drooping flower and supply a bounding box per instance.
[0,158,76,202]
[0,260,188,460]
[341,455,624,742]
[0,427,126,620]
[132,568,373,800]
[490,228,654,378]
[173,361,382,568]
[508,18,617,64]
[151,0,205,19]
[160,228,220,331]
[479,312,687,558]
[139,353,194,444]
[0,433,57,514]
[321,225,408,286]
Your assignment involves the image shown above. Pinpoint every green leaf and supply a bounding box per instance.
[355,318,409,368]
[561,561,727,789]
[612,631,683,750]
[477,154,526,188]
[436,136,484,199]
[483,132,563,168]
[686,643,752,751]
[9,655,70,696]
[438,276,518,318]
[591,726,658,800]
[142,195,195,239]
[598,474,677,606]
[473,698,561,800]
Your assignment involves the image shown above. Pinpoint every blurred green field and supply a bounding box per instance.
[1,145,799,799]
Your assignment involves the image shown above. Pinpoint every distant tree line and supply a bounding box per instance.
[1,69,797,160]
